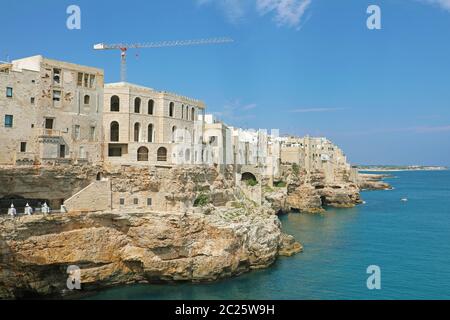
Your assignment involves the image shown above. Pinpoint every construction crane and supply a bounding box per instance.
[93,37,234,82]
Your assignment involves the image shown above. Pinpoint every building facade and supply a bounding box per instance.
[103,82,206,166]
[0,55,104,165]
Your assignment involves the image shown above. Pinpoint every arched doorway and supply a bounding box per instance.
[157,147,167,162]
[110,121,119,142]
[137,147,149,161]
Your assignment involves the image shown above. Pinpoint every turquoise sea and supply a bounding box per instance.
[88,171,450,300]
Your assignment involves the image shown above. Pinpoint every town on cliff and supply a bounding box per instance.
[0,55,388,299]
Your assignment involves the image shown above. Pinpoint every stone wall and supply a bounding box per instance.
[64,180,112,213]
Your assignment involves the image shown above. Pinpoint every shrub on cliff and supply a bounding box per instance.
[194,193,210,207]
[246,179,258,187]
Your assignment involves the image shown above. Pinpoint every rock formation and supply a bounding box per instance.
[266,166,364,214]
[358,173,392,191]
[0,205,301,299]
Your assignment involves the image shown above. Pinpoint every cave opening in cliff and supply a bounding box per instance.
[0,195,50,214]
[241,172,258,185]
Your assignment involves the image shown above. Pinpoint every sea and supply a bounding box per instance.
[87,170,450,300]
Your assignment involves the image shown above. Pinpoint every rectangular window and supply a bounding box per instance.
[20,142,26,153]
[77,73,83,86]
[45,118,54,129]
[89,74,95,88]
[84,74,89,88]
[74,125,81,140]
[89,126,96,142]
[147,198,152,206]
[6,87,12,97]
[31,97,35,104]
[4,115,13,128]
[133,198,139,205]
[53,90,61,102]
[119,198,125,205]
[53,68,61,84]
[108,146,122,157]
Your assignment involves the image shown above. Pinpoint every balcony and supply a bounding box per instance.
[36,128,63,137]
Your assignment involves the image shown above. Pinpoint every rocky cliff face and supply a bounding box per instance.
[0,206,301,299]
[358,173,392,191]
[269,167,363,214]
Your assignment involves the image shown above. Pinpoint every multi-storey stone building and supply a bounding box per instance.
[280,135,357,183]
[0,55,104,165]
[103,82,206,166]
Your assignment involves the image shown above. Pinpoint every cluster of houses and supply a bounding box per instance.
[0,55,357,213]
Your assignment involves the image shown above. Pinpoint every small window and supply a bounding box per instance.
[133,198,139,205]
[84,95,90,105]
[45,118,54,129]
[31,97,35,104]
[53,90,61,102]
[4,115,13,128]
[77,73,83,86]
[53,68,61,84]
[31,80,36,84]
[89,74,95,88]
[169,102,174,117]
[84,74,89,87]
[20,142,26,152]
[147,198,152,206]
[90,126,96,142]
[110,95,120,112]
[74,125,81,140]
[148,100,154,115]
[134,97,141,113]
[6,87,13,98]
[119,198,125,205]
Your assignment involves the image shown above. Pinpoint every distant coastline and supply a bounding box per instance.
[356,165,448,172]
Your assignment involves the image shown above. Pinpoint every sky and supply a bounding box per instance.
[1,0,450,166]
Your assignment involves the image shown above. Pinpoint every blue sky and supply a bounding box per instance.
[1,0,450,165]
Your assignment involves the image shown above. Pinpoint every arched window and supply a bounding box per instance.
[148,99,154,115]
[110,121,119,142]
[148,124,154,143]
[134,123,141,142]
[181,104,184,119]
[110,95,120,112]
[157,147,167,162]
[191,108,195,121]
[84,95,90,105]
[186,105,189,120]
[134,97,141,113]
[137,147,149,161]
[169,102,174,117]
[172,126,177,143]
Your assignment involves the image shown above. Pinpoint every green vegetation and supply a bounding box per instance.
[292,163,300,175]
[193,193,210,207]
[274,181,287,188]
[245,178,258,187]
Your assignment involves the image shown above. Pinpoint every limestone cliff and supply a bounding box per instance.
[268,166,363,214]
[0,207,301,299]
[358,173,392,191]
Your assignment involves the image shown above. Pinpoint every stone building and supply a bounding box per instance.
[0,55,104,165]
[103,82,206,167]
[200,114,233,168]
[280,135,357,183]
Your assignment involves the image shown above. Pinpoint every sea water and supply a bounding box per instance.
[87,171,450,300]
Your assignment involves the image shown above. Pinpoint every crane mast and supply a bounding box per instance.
[93,37,233,82]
